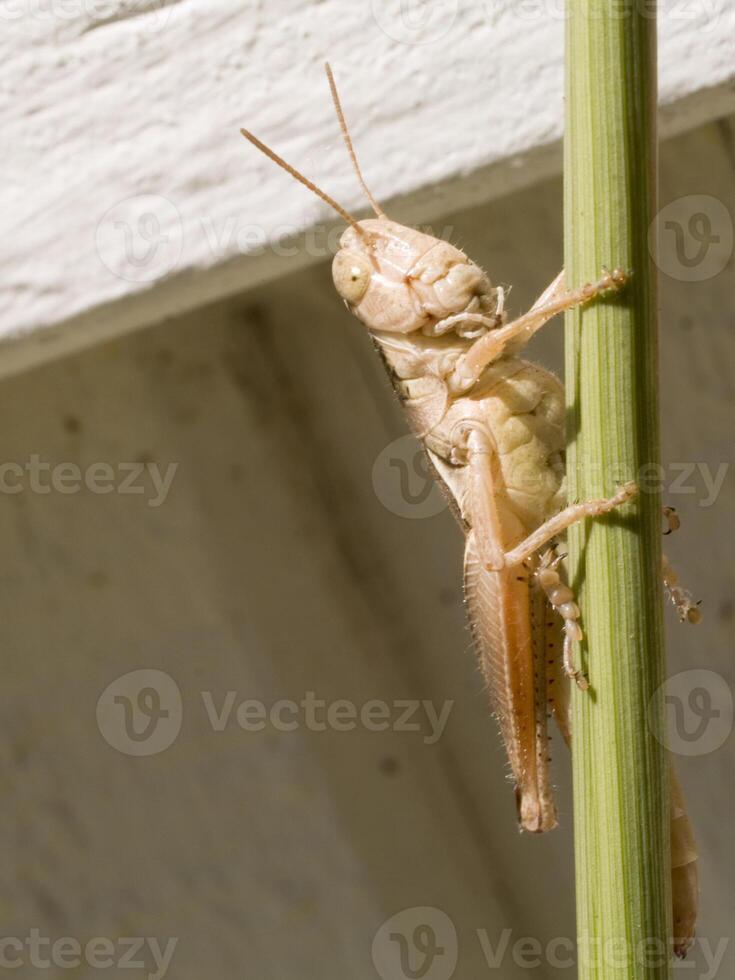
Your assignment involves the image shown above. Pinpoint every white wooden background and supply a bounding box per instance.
[1,0,734,373]
[1,2,734,979]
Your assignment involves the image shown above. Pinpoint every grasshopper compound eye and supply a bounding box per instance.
[332,251,372,306]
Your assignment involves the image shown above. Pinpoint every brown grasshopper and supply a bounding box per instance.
[242,64,698,957]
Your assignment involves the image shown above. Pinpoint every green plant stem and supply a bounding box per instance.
[564,3,671,978]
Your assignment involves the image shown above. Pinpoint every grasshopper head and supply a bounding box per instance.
[242,66,499,337]
[333,219,500,336]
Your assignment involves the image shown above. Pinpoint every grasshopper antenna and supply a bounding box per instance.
[324,62,388,220]
[240,128,367,235]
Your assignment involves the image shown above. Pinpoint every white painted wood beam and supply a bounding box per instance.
[2,0,734,375]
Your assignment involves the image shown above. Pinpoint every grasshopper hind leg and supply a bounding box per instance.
[464,534,558,834]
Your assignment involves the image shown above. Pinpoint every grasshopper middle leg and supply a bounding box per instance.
[465,432,638,573]
[499,483,638,569]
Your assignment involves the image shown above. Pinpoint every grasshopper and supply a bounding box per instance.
[242,64,699,957]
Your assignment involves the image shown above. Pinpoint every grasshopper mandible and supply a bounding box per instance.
[242,64,698,957]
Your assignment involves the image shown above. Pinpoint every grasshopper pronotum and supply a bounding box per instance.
[242,65,698,957]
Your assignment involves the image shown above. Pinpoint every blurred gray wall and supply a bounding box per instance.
[0,115,732,979]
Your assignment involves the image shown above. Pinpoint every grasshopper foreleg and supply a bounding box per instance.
[449,267,628,394]
[424,286,507,338]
